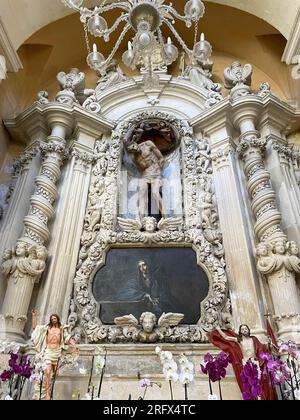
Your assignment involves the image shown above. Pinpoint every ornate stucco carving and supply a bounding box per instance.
[237,130,300,337]
[224,61,253,100]
[1,243,47,285]
[68,111,231,344]
[181,58,223,108]
[96,59,127,92]
[258,82,271,98]
[0,243,47,332]
[237,132,284,243]
[82,93,101,114]
[272,140,294,167]
[211,145,234,170]
[112,312,185,343]
[56,68,86,105]
[37,91,50,105]
[0,146,38,224]
[21,139,67,245]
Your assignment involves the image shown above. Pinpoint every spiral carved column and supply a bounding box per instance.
[0,132,67,341]
[237,130,300,341]
[20,137,66,245]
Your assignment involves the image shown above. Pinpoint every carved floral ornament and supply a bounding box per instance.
[68,111,232,344]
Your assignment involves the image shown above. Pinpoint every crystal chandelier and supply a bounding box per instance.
[62,0,212,78]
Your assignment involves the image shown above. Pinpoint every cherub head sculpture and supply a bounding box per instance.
[139,312,157,333]
[142,217,157,233]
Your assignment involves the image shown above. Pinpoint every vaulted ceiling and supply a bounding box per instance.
[0,0,299,175]
[0,0,299,50]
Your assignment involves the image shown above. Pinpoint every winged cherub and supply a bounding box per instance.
[114,312,184,343]
[117,216,183,244]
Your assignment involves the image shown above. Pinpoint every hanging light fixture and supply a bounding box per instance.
[62,0,212,80]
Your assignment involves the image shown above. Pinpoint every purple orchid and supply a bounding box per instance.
[240,361,262,400]
[139,379,151,388]
[201,352,233,383]
[259,352,291,386]
[0,369,14,381]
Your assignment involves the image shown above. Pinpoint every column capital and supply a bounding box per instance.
[237,131,267,157]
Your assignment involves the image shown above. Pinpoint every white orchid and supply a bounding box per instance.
[155,346,162,355]
[79,367,88,375]
[164,368,179,382]
[295,389,300,401]
[163,361,179,382]
[4,395,13,400]
[159,351,173,363]
[94,355,106,375]
[178,354,194,385]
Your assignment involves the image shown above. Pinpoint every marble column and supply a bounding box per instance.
[232,101,300,341]
[211,141,266,333]
[0,122,70,342]
[266,136,300,243]
[36,126,98,325]
[192,107,266,333]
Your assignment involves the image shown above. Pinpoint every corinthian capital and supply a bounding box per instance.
[72,149,94,166]
[40,141,66,156]
[237,132,267,157]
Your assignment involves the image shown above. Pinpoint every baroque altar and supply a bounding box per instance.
[0,4,300,400]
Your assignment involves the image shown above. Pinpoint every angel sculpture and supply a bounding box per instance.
[56,68,86,103]
[224,61,252,90]
[117,216,183,244]
[114,312,184,343]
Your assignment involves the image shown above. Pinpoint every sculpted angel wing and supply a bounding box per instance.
[157,217,183,231]
[118,217,142,232]
[57,71,67,88]
[114,314,139,327]
[242,64,253,85]
[158,313,184,328]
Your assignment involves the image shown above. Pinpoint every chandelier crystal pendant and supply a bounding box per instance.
[62,0,212,80]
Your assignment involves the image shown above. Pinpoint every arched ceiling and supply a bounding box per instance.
[0,0,298,51]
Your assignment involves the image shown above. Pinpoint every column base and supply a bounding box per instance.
[0,314,26,343]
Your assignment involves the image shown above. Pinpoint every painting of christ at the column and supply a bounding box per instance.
[92,248,210,324]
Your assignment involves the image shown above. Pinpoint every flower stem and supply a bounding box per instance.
[218,381,223,401]
[88,355,95,394]
[209,379,213,395]
[169,380,174,401]
[97,349,107,399]
[184,384,188,401]
[143,386,148,400]
[39,372,44,401]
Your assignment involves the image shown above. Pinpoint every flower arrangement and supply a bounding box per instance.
[156,346,178,400]
[178,354,194,400]
[156,347,194,400]
[200,352,232,400]
[240,360,262,401]
[0,352,34,400]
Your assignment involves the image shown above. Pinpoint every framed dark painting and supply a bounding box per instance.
[92,247,210,324]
